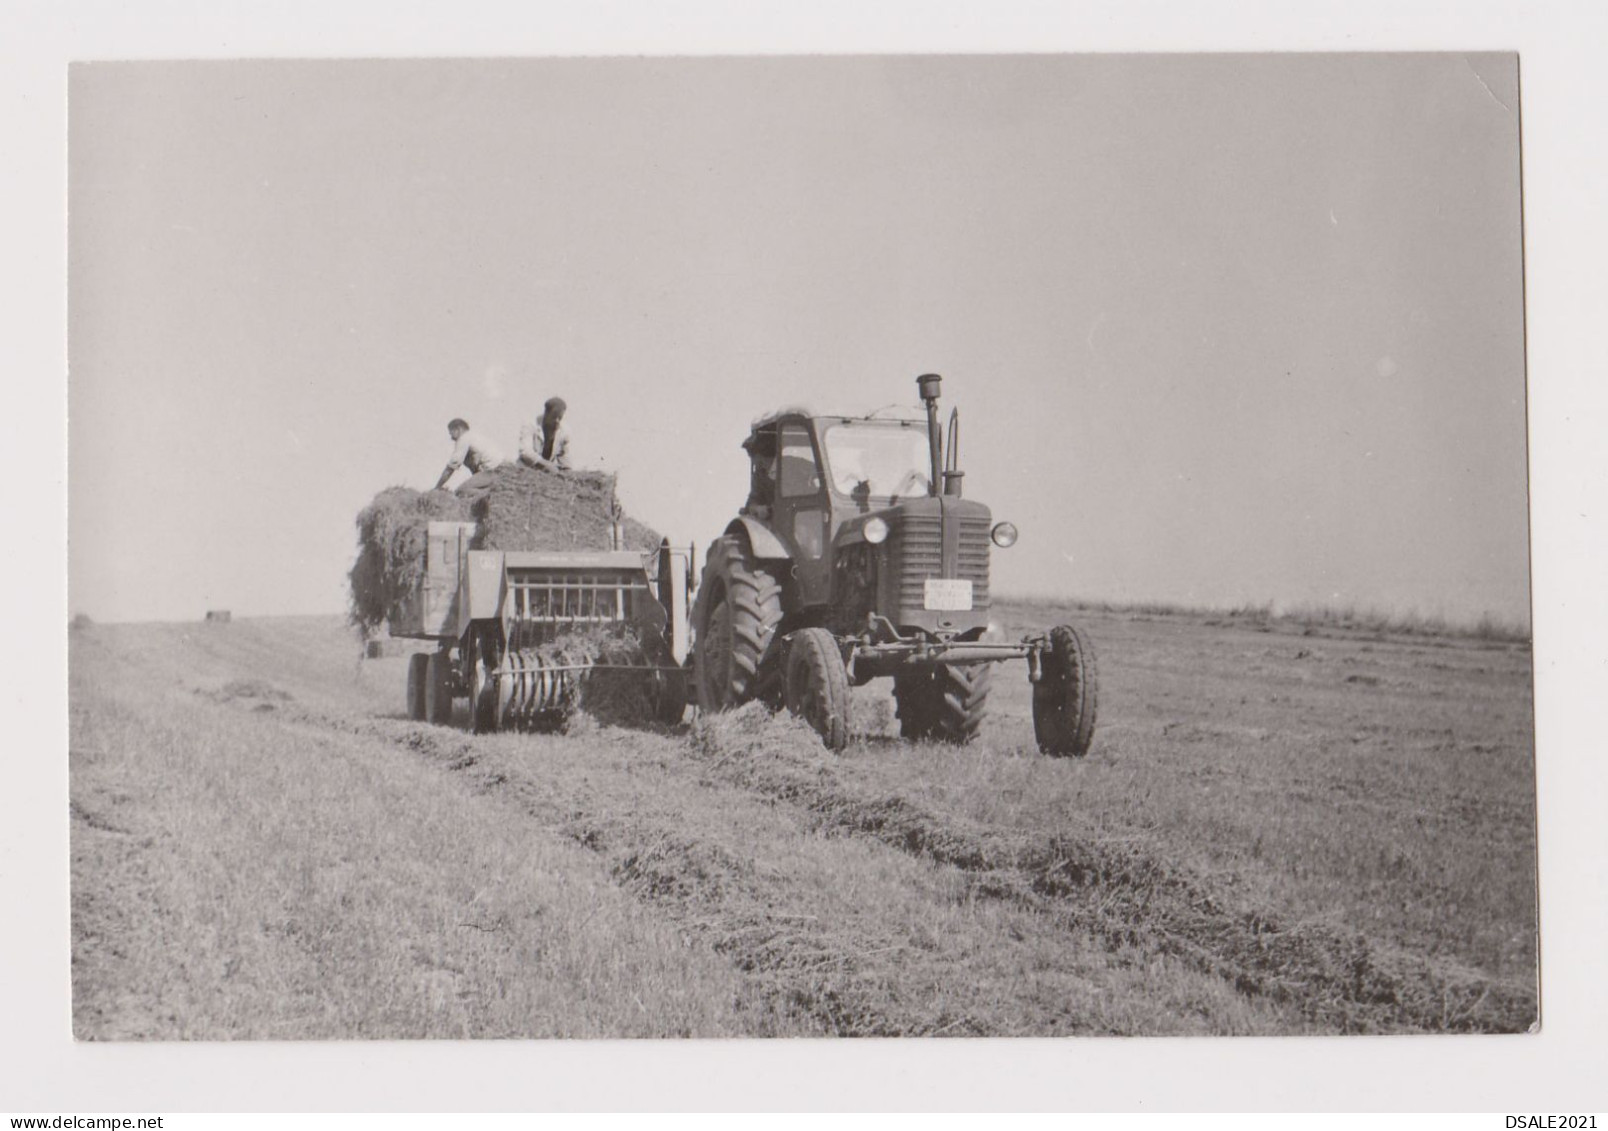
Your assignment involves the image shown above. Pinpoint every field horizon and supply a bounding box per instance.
[67,590,1533,643]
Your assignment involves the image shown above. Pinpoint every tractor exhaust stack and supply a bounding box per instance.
[917,372,944,496]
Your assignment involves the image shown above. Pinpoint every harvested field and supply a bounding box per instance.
[68,601,1538,1038]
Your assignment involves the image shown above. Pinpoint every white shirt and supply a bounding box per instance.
[446,429,507,474]
[519,421,573,470]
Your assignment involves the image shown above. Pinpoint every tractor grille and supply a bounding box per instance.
[891,513,990,608]
[958,515,992,598]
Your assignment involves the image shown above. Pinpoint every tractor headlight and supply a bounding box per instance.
[863,516,890,545]
[991,521,1018,548]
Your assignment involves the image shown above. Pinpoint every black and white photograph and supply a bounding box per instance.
[64,50,1536,1040]
[9,0,1608,1114]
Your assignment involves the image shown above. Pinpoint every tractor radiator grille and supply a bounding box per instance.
[891,513,990,607]
[958,515,992,596]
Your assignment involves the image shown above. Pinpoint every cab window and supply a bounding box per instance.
[778,423,821,498]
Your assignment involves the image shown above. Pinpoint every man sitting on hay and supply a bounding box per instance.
[519,396,573,473]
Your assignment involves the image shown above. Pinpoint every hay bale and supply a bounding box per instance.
[471,465,662,553]
[347,468,663,639]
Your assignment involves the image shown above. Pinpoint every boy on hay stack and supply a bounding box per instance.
[434,417,508,501]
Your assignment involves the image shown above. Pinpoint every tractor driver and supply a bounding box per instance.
[519,396,573,473]
[435,418,508,498]
[742,429,777,517]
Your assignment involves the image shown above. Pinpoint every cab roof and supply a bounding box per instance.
[747,407,926,433]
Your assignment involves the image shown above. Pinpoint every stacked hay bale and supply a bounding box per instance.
[469,466,662,554]
[347,467,663,640]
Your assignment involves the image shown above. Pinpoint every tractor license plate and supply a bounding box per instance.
[923,579,973,611]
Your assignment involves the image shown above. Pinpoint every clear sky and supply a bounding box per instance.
[67,53,1528,625]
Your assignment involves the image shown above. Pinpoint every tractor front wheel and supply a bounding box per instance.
[692,535,784,712]
[785,627,850,751]
[1033,625,1099,757]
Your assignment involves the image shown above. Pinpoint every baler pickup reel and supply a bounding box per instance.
[479,551,690,731]
[393,522,692,732]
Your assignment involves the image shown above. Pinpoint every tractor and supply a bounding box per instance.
[690,373,1100,754]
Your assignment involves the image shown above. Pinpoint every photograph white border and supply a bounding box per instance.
[6,0,1604,1112]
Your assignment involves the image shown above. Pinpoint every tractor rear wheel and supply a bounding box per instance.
[406,652,429,721]
[425,649,454,726]
[693,535,784,712]
[785,627,850,751]
[1033,625,1099,757]
[935,663,992,744]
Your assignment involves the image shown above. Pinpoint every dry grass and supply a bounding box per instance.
[68,597,1537,1037]
[69,629,762,1038]
[987,602,1535,974]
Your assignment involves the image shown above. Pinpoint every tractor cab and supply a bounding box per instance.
[740,411,936,611]
[730,377,1016,643]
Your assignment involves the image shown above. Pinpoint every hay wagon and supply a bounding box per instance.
[388,519,693,732]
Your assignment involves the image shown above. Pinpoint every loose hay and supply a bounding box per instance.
[347,487,471,637]
[348,467,664,639]
[533,626,661,731]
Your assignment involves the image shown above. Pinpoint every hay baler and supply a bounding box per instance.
[388,521,692,731]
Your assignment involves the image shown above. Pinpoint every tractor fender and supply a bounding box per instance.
[727,516,791,561]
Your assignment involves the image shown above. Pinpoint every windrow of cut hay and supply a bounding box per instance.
[685,705,1538,1035]
[347,467,662,638]
[315,706,1005,1036]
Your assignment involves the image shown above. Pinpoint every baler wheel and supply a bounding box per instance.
[785,627,850,751]
[425,649,454,726]
[1033,625,1099,757]
[405,652,429,721]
